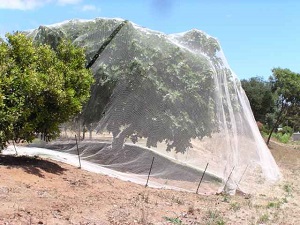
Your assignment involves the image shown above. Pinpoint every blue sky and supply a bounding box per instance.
[0,0,299,80]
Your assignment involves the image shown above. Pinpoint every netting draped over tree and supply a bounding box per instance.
[27,18,280,194]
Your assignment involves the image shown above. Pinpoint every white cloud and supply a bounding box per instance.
[81,4,98,12]
[0,0,82,10]
[0,0,46,10]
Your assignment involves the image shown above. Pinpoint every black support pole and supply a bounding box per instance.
[196,163,209,194]
[85,20,128,69]
[223,166,235,193]
[238,164,249,185]
[145,157,155,188]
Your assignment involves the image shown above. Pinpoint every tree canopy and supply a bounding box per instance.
[25,19,245,153]
[241,69,300,144]
[0,33,93,149]
[241,76,274,123]
[79,24,218,153]
[266,68,300,144]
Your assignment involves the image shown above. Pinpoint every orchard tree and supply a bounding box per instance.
[29,20,221,152]
[81,24,218,153]
[241,76,275,123]
[0,33,93,149]
[266,68,300,145]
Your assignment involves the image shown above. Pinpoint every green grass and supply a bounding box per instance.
[230,202,241,211]
[283,183,293,196]
[267,201,281,209]
[272,133,291,143]
[205,210,226,225]
[258,213,269,223]
[163,216,183,225]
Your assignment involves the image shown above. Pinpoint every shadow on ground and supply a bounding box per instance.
[0,155,67,178]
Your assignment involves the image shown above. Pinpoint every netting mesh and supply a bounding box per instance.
[28,18,280,194]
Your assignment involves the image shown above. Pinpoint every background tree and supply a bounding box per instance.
[0,33,93,150]
[266,68,300,145]
[241,76,275,123]
[285,105,300,132]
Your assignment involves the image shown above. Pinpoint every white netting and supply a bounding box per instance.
[28,18,280,194]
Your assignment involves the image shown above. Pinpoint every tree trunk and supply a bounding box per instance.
[111,125,134,150]
[89,130,92,140]
[82,125,86,140]
[266,106,286,145]
[85,123,93,140]
[77,122,81,142]
[64,126,67,138]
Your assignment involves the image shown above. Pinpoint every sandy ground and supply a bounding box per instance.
[0,140,299,225]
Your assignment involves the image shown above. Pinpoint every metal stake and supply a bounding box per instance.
[196,163,209,194]
[238,164,249,185]
[145,157,155,188]
[223,166,235,193]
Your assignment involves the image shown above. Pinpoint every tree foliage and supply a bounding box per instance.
[266,68,300,144]
[0,33,93,149]
[79,24,218,153]
[241,76,274,123]
[26,19,240,153]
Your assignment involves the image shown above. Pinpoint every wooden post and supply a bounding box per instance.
[196,163,209,194]
[145,157,155,188]
[75,135,81,168]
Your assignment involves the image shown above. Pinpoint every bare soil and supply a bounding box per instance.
[0,140,299,225]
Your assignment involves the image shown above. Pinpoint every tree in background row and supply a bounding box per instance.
[0,33,94,150]
[241,68,300,145]
[266,68,300,145]
[241,76,274,124]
